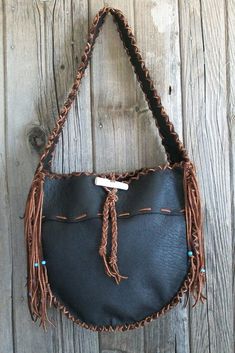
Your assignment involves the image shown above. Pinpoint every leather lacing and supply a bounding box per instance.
[99,175,128,284]
[24,161,206,330]
[24,5,206,330]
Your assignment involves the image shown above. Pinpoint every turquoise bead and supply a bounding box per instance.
[200,268,206,273]
[41,260,46,265]
[188,251,193,257]
[34,262,39,267]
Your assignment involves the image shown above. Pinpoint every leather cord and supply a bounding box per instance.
[39,7,189,172]
[99,186,128,284]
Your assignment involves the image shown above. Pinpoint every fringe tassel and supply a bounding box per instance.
[24,162,206,327]
[99,187,128,284]
[24,171,53,329]
[183,162,207,306]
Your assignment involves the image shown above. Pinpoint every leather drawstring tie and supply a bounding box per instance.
[99,181,128,284]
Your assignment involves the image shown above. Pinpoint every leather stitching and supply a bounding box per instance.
[42,209,185,222]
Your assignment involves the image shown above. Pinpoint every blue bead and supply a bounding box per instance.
[41,260,46,265]
[188,251,193,257]
[34,262,39,267]
[200,268,206,273]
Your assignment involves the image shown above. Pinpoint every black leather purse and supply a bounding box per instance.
[24,7,206,331]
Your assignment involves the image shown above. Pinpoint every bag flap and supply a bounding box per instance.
[42,167,185,221]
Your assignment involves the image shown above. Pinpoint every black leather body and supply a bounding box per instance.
[42,167,189,328]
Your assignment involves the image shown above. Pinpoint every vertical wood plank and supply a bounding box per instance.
[178,3,210,351]
[34,0,99,350]
[4,1,56,352]
[179,0,233,352]
[88,0,144,352]
[135,0,184,169]
[89,0,139,174]
[226,0,235,351]
[134,1,189,352]
[0,1,14,352]
[50,0,93,174]
[100,330,144,353]
[1,0,234,352]
[4,0,98,352]
[46,1,99,349]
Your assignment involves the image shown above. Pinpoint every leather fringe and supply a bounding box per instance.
[24,162,206,329]
[24,171,53,329]
[183,162,207,306]
[99,187,128,284]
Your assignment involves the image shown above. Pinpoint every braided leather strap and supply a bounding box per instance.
[39,7,189,172]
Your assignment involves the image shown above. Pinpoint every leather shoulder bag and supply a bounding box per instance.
[24,6,206,332]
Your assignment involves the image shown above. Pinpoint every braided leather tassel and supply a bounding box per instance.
[24,171,53,328]
[99,187,128,284]
[183,162,206,306]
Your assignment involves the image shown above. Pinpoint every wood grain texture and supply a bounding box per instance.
[0,0,234,352]
[179,0,233,352]
[0,1,13,352]
[2,0,97,352]
[227,0,235,351]
[33,1,99,352]
[89,2,144,351]
[3,1,57,351]
[134,1,190,353]
[50,0,93,174]
[89,0,139,174]
[178,2,210,352]
[134,0,183,168]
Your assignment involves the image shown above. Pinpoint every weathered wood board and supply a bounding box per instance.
[0,1,234,353]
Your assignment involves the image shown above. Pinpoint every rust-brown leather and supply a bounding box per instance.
[24,7,206,332]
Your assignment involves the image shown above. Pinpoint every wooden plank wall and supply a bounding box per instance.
[0,1,234,352]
